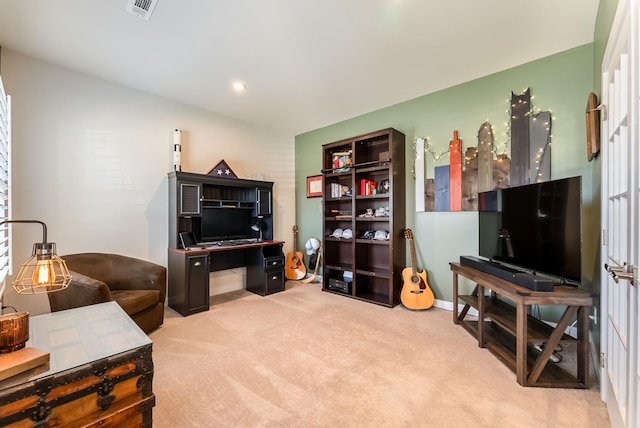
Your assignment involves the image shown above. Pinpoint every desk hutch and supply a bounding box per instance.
[167,171,285,316]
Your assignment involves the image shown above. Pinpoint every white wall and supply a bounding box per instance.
[1,49,295,314]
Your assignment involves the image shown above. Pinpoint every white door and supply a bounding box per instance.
[601,1,639,427]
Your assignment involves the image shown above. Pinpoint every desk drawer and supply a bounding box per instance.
[264,256,284,270]
[265,270,285,294]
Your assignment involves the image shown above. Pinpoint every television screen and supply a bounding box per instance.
[478,176,582,284]
[201,207,252,242]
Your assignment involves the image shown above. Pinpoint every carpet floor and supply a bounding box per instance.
[149,282,610,427]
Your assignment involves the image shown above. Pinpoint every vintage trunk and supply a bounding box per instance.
[0,303,155,427]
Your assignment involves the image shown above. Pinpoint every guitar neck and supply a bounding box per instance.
[409,238,418,275]
[292,227,299,253]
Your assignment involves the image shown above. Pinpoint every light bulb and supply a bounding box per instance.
[33,259,56,285]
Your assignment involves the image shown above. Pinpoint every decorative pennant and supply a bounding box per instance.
[449,131,462,211]
[510,89,531,187]
[415,137,425,212]
[207,160,238,178]
[434,165,450,212]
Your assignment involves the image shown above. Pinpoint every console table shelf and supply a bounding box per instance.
[451,262,596,388]
[458,294,578,343]
[479,321,585,388]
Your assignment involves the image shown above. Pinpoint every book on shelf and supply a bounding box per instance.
[330,209,352,220]
[359,179,378,195]
[330,182,352,198]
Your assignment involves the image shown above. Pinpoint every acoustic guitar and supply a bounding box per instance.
[400,229,434,310]
[285,226,307,280]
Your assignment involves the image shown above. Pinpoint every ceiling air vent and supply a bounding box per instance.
[126,0,158,21]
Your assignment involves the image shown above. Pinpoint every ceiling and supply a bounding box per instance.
[0,0,600,136]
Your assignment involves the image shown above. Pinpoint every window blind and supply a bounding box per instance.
[0,75,11,301]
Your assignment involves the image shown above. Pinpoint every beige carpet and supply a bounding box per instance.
[149,282,610,427]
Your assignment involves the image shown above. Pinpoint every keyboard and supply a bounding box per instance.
[216,238,259,247]
[196,241,219,247]
[192,238,259,248]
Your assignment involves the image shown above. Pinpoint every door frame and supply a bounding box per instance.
[600,0,639,426]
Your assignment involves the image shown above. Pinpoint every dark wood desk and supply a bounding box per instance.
[451,262,596,388]
[168,240,285,316]
[0,302,154,427]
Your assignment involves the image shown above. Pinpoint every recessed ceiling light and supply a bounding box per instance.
[232,81,247,91]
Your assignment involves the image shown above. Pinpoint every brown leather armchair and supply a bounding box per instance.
[47,253,167,334]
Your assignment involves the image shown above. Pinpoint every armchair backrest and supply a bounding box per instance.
[61,253,167,303]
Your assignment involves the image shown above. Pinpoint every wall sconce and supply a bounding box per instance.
[0,220,72,294]
[251,216,264,242]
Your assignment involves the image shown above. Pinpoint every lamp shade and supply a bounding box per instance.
[0,218,72,294]
[12,242,71,294]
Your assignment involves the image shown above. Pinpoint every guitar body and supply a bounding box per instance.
[400,229,435,310]
[400,267,434,310]
[285,226,307,280]
[285,250,306,280]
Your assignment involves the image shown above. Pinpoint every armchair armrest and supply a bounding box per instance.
[47,271,113,312]
[112,258,167,303]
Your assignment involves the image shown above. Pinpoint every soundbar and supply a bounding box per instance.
[459,256,554,292]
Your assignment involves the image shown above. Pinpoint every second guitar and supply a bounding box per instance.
[285,225,307,280]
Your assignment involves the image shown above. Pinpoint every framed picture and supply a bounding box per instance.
[379,179,390,193]
[307,175,323,198]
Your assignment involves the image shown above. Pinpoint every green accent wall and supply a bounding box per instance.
[594,0,619,92]
[295,44,596,306]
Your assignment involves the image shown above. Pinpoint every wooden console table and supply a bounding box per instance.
[0,302,154,427]
[451,262,596,388]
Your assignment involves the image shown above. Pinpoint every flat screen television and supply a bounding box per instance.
[478,176,582,285]
[201,207,252,242]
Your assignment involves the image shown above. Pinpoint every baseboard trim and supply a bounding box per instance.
[433,298,478,317]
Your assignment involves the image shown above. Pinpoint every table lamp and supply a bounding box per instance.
[0,220,71,379]
[1,220,72,295]
[251,216,264,242]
